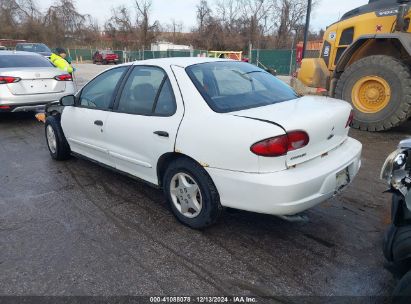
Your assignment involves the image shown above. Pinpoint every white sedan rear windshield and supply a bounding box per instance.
[0,55,53,68]
[186,61,299,113]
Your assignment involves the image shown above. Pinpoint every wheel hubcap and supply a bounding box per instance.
[46,125,57,154]
[170,173,202,219]
[352,76,391,114]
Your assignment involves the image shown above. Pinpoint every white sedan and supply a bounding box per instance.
[44,58,362,229]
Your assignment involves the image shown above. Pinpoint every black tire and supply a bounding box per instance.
[335,55,411,132]
[45,116,71,161]
[384,224,398,262]
[163,157,223,229]
[393,194,401,223]
[393,225,411,263]
[393,270,411,304]
[103,60,107,65]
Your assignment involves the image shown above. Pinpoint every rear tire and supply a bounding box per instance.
[335,55,411,131]
[163,158,223,229]
[45,116,71,161]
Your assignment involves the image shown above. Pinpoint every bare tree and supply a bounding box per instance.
[240,0,275,47]
[215,0,240,32]
[168,19,184,43]
[135,0,159,48]
[273,0,318,49]
[196,0,212,35]
[0,0,322,52]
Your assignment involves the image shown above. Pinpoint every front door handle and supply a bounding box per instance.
[154,131,169,138]
[94,120,103,126]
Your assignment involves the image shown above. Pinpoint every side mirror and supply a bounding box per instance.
[60,95,75,107]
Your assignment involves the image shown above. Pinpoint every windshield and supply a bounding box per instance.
[0,55,53,68]
[186,61,299,113]
[16,44,51,53]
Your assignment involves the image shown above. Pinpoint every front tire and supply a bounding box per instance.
[45,116,71,161]
[163,158,222,229]
[335,55,411,131]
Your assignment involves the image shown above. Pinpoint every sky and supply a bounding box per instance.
[37,0,369,32]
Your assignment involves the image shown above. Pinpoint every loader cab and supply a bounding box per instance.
[321,0,406,72]
[341,0,400,21]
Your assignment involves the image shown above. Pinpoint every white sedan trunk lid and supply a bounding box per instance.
[231,96,352,167]
[0,67,66,95]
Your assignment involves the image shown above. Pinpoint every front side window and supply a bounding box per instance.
[186,61,299,113]
[79,66,127,110]
[117,66,176,116]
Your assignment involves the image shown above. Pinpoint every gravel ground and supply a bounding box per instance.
[1,63,411,300]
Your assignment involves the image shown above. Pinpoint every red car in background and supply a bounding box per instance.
[92,50,119,65]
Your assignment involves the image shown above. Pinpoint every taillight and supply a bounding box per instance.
[287,131,310,150]
[346,110,354,128]
[55,74,72,81]
[250,131,309,157]
[0,76,21,84]
[251,135,289,157]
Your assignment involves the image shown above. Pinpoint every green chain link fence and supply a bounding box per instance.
[251,49,296,75]
[64,47,309,75]
[65,48,209,63]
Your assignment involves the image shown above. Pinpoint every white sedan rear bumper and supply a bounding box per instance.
[206,137,362,216]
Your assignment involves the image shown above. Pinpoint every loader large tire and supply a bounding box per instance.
[335,55,411,132]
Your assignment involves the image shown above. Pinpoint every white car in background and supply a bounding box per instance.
[0,51,75,113]
[44,58,362,229]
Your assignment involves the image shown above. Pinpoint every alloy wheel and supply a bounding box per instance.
[170,173,203,218]
[46,125,57,154]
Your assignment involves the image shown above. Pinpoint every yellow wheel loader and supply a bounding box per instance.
[298,0,411,131]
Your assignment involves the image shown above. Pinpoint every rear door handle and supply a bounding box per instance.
[154,131,169,138]
[94,120,103,126]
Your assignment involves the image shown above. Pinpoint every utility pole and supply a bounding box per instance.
[302,0,312,59]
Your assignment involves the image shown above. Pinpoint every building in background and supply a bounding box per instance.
[151,41,192,52]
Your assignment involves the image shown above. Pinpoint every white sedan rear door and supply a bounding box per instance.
[104,65,184,185]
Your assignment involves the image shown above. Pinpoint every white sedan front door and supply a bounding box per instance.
[61,66,129,166]
[104,65,184,185]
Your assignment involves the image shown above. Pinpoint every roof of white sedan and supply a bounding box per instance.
[131,57,231,68]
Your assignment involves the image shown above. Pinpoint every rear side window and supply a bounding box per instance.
[79,67,128,110]
[155,78,177,116]
[186,61,299,113]
[0,55,53,68]
[116,66,176,116]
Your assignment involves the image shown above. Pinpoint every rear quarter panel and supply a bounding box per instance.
[171,65,286,173]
